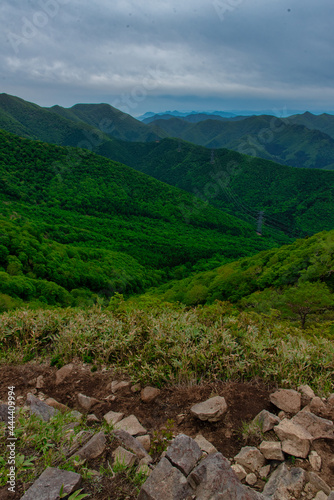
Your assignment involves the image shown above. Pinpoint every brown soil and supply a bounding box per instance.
[0,363,333,499]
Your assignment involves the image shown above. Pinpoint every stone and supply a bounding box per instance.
[253,410,280,432]
[328,492,334,500]
[274,418,313,458]
[138,457,193,500]
[36,375,44,389]
[310,397,327,416]
[56,363,74,385]
[65,431,93,457]
[131,383,141,393]
[298,385,316,406]
[190,396,227,422]
[137,464,151,476]
[69,410,83,420]
[270,389,301,414]
[259,464,271,478]
[114,415,147,436]
[309,451,322,472]
[165,434,202,476]
[307,472,331,495]
[136,435,151,452]
[328,394,334,406]
[103,410,124,426]
[234,446,266,472]
[20,467,81,499]
[26,393,58,422]
[114,429,152,462]
[87,414,100,424]
[74,431,106,460]
[188,452,264,499]
[111,380,130,393]
[278,411,287,420]
[45,397,69,413]
[259,441,284,461]
[141,386,161,403]
[232,464,247,480]
[113,446,136,467]
[314,491,328,500]
[263,463,306,500]
[0,403,8,423]
[77,393,100,411]
[194,434,217,454]
[246,473,257,486]
[292,410,334,440]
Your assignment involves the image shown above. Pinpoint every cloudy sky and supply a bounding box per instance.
[1,0,334,116]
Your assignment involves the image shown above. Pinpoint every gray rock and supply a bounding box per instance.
[314,491,329,500]
[194,434,217,454]
[231,464,247,480]
[190,396,227,422]
[307,472,331,495]
[36,375,45,389]
[26,393,59,422]
[56,363,74,385]
[270,389,301,414]
[274,418,313,458]
[259,441,284,461]
[141,386,161,403]
[253,410,280,432]
[136,435,151,452]
[0,403,8,423]
[114,414,147,436]
[298,385,316,406]
[45,397,69,413]
[77,393,100,411]
[111,380,130,393]
[165,433,202,476]
[292,410,334,440]
[263,463,306,500]
[131,383,141,393]
[188,452,265,499]
[73,431,106,460]
[20,467,81,499]
[138,457,193,500]
[259,464,271,479]
[309,450,322,472]
[114,429,152,462]
[104,410,124,426]
[327,492,334,500]
[86,414,100,424]
[234,446,266,472]
[113,446,136,468]
[246,473,257,486]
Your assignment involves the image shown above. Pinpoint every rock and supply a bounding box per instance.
[190,396,227,422]
[308,450,322,472]
[26,393,58,422]
[278,411,287,420]
[69,410,83,420]
[292,410,334,440]
[87,414,100,424]
[253,410,280,432]
[310,397,327,416]
[114,415,147,436]
[307,472,331,495]
[45,397,69,413]
[136,435,151,452]
[111,380,130,393]
[56,363,74,385]
[138,457,193,500]
[328,394,334,406]
[73,431,106,460]
[234,446,266,472]
[259,441,284,461]
[0,403,8,423]
[137,464,151,476]
[113,446,136,467]
[114,429,152,462]
[194,434,217,454]
[65,431,93,457]
[141,386,161,403]
[20,467,81,500]
[103,410,124,426]
[314,491,328,500]
[36,375,44,389]
[270,389,301,414]
[131,383,141,393]
[232,464,247,480]
[328,492,334,500]
[263,463,306,500]
[259,464,271,478]
[77,393,100,411]
[165,434,202,476]
[274,419,313,458]
[298,385,316,406]
[246,473,257,486]
[188,452,264,499]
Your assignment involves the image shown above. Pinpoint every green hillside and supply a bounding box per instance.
[0,129,282,308]
[147,115,334,170]
[290,112,334,140]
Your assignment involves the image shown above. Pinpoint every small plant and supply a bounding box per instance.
[150,419,175,456]
[59,485,90,499]
[240,420,264,445]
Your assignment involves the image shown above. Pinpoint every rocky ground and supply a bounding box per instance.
[0,362,333,499]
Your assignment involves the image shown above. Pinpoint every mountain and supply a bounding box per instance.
[289,111,334,140]
[0,129,280,307]
[146,114,334,170]
[142,112,240,124]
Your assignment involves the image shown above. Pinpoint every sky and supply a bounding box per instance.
[1,0,334,116]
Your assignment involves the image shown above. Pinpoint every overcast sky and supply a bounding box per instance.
[1,0,334,116]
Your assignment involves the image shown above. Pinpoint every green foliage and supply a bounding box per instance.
[150,419,175,456]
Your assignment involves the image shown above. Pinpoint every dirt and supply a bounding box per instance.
[0,363,333,499]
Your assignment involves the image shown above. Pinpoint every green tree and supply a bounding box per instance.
[279,281,334,328]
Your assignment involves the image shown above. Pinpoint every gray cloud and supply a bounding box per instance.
[0,0,333,114]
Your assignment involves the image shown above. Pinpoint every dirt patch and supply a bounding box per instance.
[0,363,333,499]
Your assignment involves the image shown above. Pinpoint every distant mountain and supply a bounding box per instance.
[289,111,334,140]
[143,113,245,124]
[146,114,334,170]
[138,110,238,122]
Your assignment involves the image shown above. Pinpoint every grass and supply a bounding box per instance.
[0,301,333,395]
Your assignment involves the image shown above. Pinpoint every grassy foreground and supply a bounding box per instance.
[1,302,333,395]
